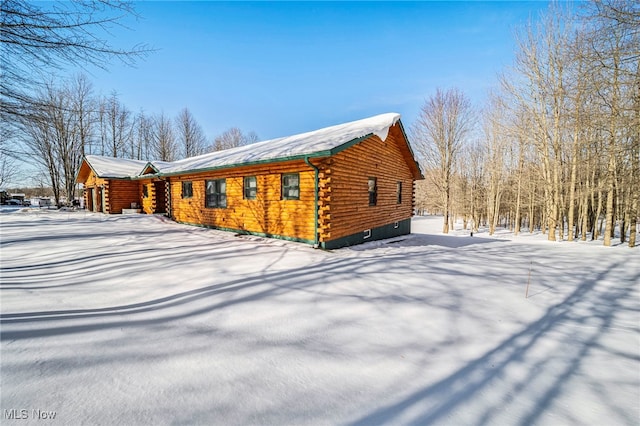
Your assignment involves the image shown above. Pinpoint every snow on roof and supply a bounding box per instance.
[146,160,174,174]
[85,155,149,178]
[161,113,402,175]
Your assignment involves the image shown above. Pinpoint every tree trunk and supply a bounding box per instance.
[580,190,589,241]
[603,156,615,246]
[443,185,450,234]
[592,190,603,240]
[514,168,522,235]
[567,133,579,241]
[630,194,638,248]
[529,184,535,233]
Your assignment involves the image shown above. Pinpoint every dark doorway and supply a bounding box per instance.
[154,181,166,214]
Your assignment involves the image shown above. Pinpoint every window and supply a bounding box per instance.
[396,181,402,204]
[205,179,226,208]
[244,176,257,200]
[182,181,193,199]
[282,173,300,200]
[368,177,377,206]
[142,185,149,199]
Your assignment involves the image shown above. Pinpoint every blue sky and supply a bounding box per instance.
[84,1,551,141]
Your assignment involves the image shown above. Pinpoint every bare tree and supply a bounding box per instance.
[210,127,258,152]
[482,96,509,236]
[132,110,154,160]
[0,0,148,124]
[24,112,62,204]
[0,123,20,187]
[22,83,82,206]
[412,88,475,233]
[245,131,260,145]
[581,0,639,246]
[462,140,485,233]
[153,112,177,161]
[408,0,638,247]
[100,92,133,158]
[175,108,206,159]
[629,57,639,248]
[0,153,18,188]
[70,74,95,157]
[503,5,572,241]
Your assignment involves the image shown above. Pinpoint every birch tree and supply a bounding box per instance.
[482,96,509,235]
[412,88,475,233]
[582,0,639,246]
[503,6,572,241]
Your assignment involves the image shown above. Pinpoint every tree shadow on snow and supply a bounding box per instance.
[0,253,411,339]
[2,219,639,424]
[348,260,640,426]
[349,233,506,251]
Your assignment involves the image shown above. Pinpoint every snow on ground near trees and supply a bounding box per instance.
[1,211,638,425]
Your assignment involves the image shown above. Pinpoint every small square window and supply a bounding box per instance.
[396,181,402,204]
[182,181,193,199]
[205,179,226,208]
[282,173,300,200]
[368,177,377,206]
[244,176,257,200]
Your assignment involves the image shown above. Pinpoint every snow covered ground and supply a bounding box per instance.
[1,210,638,425]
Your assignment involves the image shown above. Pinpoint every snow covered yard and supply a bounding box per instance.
[1,211,638,425]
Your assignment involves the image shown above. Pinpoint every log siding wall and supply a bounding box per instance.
[82,170,142,214]
[170,160,317,242]
[108,180,140,214]
[316,124,415,244]
[141,182,155,214]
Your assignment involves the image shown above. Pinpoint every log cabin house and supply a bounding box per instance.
[76,113,424,249]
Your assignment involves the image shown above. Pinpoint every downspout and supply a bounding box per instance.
[304,156,319,248]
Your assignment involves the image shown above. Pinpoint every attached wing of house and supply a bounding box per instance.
[77,156,149,181]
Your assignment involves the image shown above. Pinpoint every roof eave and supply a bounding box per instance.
[157,151,333,178]
[140,162,161,175]
[396,120,424,180]
[328,133,374,156]
[76,156,100,184]
[154,128,421,180]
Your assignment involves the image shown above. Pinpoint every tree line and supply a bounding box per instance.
[11,75,258,203]
[412,1,638,247]
[14,75,259,207]
[1,0,637,247]
[0,0,258,203]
